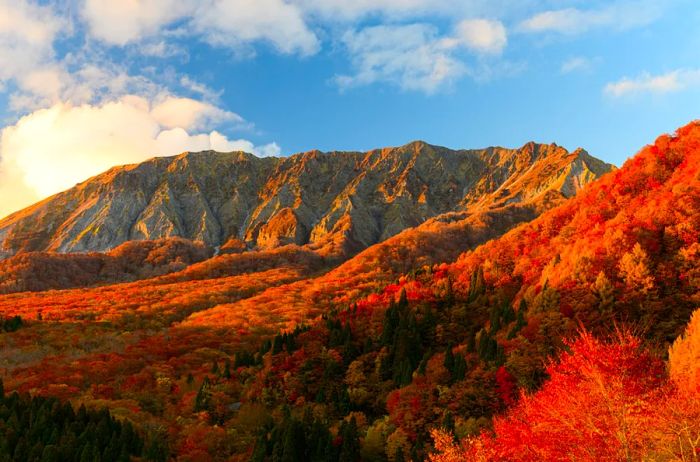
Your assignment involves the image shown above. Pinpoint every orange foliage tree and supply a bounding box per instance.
[431,317,700,462]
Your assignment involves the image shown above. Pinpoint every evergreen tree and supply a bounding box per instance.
[143,431,168,462]
[281,419,306,462]
[397,288,408,310]
[441,412,456,436]
[285,333,296,353]
[194,377,211,412]
[467,331,476,353]
[250,432,269,462]
[78,443,95,462]
[502,301,516,325]
[260,339,272,355]
[339,417,360,462]
[40,444,59,462]
[272,334,284,354]
[381,302,399,347]
[452,354,467,382]
[490,304,502,333]
[444,277,455,306]
[443,345,455,373]
[2,316,23,333]
[508,302,527,339]
[468,267,485,302]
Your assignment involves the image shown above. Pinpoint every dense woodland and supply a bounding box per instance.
[0,238,213,294]
[0,122,698,460]
[0,379,147,462]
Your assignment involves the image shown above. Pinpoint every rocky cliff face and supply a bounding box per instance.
[0,141,614,258]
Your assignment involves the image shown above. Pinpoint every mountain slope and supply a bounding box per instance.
[217,121,700,461]
[0,141,613,258]
[0,237,213,294]
[448,121,700,342]
[2,124,698,461]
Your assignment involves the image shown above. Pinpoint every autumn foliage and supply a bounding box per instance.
[0,122,698,460]
[0,237,213,293]
[669,309,700,396]
[430,318,700,462]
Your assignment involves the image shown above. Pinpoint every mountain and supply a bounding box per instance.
[184,121,699,462]
[0,141,613,259]
[2,134,658,461]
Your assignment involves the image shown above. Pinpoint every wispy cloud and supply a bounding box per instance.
[604,69,700,97]
[296,0,457,21]
[335,24,465,94]
[335,19,507,94]
[560,56,599,74]
[518,1,662,35]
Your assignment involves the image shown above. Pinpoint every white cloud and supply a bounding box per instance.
[295,0,452,21]
[0,1,283,220]
[0,0,167,114]
[518,2,661,35]
[139,40,185,58]
[150,96,242,131]
[192,0,320,56]
[155,128,280,157]
[82,0,197,46]
[0,0,65,102]
[0,98,280,217]
[336,19,507,93]
[81,0,319,56]
[294,0,537,23]
[451,19,507,55]
[336,24,466,93]
[560,56,597,74]
[604,69,700,97]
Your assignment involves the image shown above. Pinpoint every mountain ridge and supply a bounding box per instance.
[0,141,614,258]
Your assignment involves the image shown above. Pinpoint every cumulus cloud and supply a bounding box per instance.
[336,19,507,93]
[0,98,280,217]
[604,69,700,97]
[518,1,661,35]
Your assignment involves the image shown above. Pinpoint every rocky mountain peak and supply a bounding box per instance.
[0,141,615,259]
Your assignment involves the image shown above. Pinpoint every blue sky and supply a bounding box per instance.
[0,0,699,216]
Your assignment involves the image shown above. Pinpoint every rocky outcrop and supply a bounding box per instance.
[0,141,614,258]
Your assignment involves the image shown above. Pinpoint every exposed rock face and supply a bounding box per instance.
[0,141,614,258]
